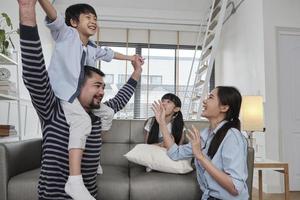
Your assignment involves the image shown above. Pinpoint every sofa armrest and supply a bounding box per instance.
[0,138,42,200]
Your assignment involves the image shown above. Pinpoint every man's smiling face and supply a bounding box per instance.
[79,72,105,111]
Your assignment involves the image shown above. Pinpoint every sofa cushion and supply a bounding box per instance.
[100,143,130,167]
[97,165,129,200]
[8,168,39,200]
[130,166,202,200]
[8,166,130,200]
[125,144,193,174]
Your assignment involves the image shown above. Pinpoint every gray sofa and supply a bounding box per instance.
[0,119,208,200]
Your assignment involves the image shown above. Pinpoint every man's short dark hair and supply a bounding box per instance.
[83,65,105,83]
[65,4,97,26]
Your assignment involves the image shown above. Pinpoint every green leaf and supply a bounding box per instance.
[0,29,6,42]
[1,13,13,29]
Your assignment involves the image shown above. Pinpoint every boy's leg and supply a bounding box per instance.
[92,103,114,131]
[92,103,114,174]
[61,99,95,200]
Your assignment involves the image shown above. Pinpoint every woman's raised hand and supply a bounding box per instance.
[186,125,203,159]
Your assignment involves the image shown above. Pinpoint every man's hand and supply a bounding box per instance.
[130,54,144,62]
[18,0,37,26]
[130,56,144,81]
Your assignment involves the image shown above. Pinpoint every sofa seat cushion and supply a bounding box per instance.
[130,166,202,200]
[97,165,129,200]
[8,168,40,200]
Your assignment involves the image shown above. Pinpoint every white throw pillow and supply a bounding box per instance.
[124,144,193,174]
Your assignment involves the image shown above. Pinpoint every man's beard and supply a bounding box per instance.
[89,102,100,109]
[89,96,101,109]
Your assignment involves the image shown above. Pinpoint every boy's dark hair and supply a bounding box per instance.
[65,4,97,26]
[147,93,184,145]
[83,65,105,83]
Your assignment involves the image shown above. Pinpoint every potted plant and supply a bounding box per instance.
[0,12,19,56]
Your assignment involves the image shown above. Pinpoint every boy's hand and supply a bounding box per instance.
[131,59,142,68]
[130,56,143,81]
[131,54,145,64]
[131,55,144,72]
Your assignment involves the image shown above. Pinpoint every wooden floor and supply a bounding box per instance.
[252,188,300,200]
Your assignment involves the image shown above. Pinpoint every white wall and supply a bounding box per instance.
[216,0,265,96]
[262,0,300,193]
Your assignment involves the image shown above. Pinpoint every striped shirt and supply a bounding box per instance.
[20,24,137,200]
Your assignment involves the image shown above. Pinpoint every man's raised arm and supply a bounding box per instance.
[18,0,57,122]
[19,0,37,26]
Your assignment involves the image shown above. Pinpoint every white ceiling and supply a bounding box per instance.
[53,0,211,27]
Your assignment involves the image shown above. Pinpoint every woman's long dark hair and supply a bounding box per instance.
[207,86,242,159]
[147,93,184,145]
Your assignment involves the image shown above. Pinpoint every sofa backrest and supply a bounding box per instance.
[0,139,42,200]
[101,120,131,167]
[100,119,209,167]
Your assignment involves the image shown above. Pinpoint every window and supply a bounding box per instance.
[118,74,131,84]
[150,75,162,85]
[104,74,114,84]
[99,43,211,119]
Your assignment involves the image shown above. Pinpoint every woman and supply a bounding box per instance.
[152,86,248,200]
[144,93,185,147]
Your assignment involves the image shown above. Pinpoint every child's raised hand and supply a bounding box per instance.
[151,100,166,125]
[131,54,145,64]
[137,55,145,64]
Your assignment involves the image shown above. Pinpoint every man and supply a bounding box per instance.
[18,0,143,199]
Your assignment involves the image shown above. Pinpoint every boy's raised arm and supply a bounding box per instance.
[38,0,57,21]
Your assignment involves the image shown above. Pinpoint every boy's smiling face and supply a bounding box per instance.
[71,12,98,38]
